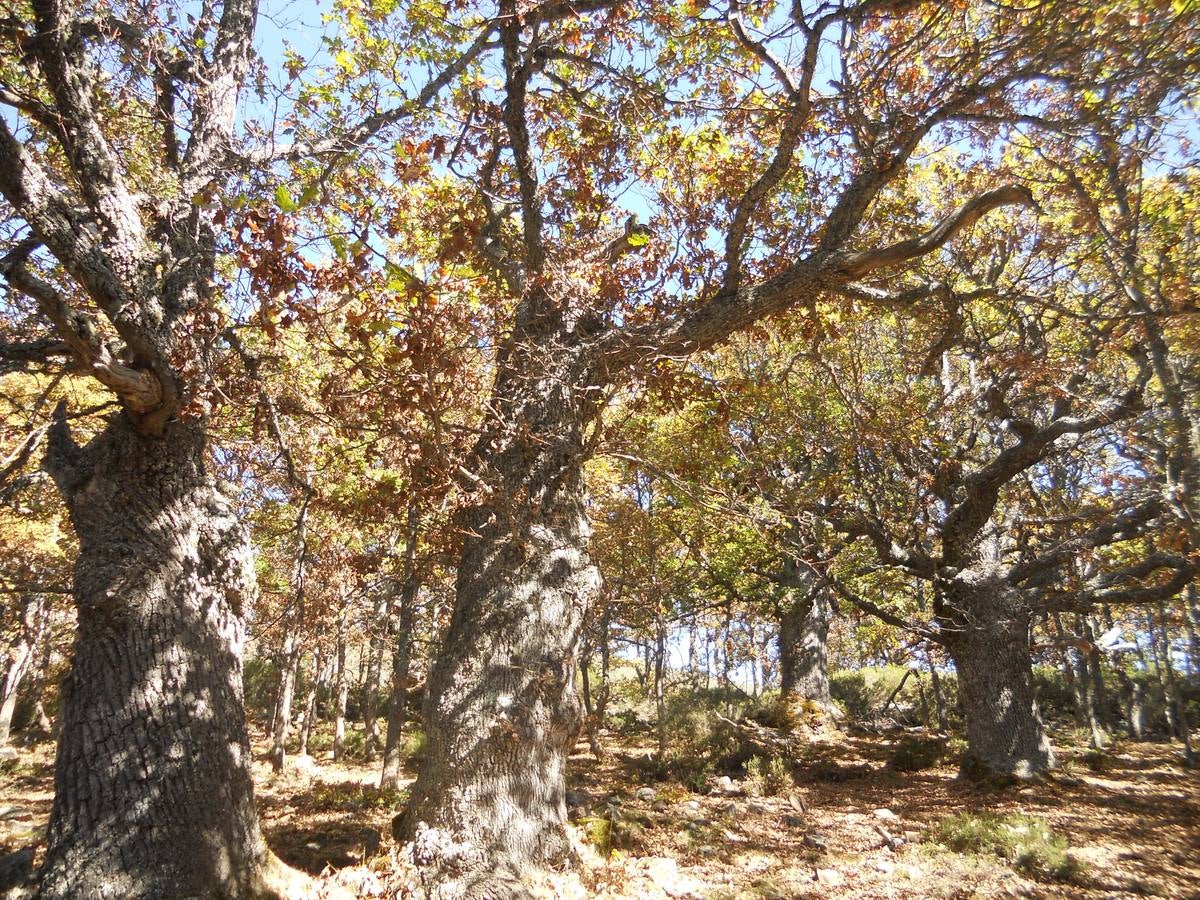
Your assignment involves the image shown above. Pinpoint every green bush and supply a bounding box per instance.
[930,812,1085,883]
[888,735,947,772]
[745,755,792,796]
[830,665,958,728]
[243,656,281,720]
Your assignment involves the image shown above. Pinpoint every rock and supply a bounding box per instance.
[782,814,806,828]
[682,800,703,819]
[873,807,900,822]
[0,847,34,892]
[652,799,670,812]
[0,746,17,761]
[803,832,830,851]
[874,859,896,875]
[712,774,743,796]
[747,800,768,814]
[639,856,704,898]
[636,786,657,802]
[696,845,717,858]
[815,868,844,886]
[290,753,318,772]
[1057,775,1085,787]
[721,801,738,816]
[903,830,922,843]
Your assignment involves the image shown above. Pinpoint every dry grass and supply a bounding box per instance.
[2,725,1197,898]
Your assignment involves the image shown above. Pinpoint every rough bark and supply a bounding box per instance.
[38,415,274,898]
[940,581,1055,781]
[778,587,835,714]
[397,358,599,895]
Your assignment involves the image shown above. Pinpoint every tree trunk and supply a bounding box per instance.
[333,606,349,761]
[940,584,1055,780]
[654,607,667,758]
[596,602,611,723]
[38,415,274,898]
[269,630,300,772]
[381,570,420,789]
[927,650,951,732]
[778,587,836,715]
[1156,601,1195,766]
[0,594,45,746]
[362,591,388,760]
[297,648,325,758]
[397,370,599,893]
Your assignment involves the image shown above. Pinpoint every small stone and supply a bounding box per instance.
[682,800,703,819]
[696,845,717,857]
[0,747,17,761]
[873,807,900,822]
[903,830,921,843]
[782,814,806,828]
[636,786,658,802]
[747,800,768,814]
[803,832,829,851]
[722,801,738,816]
[874,859,896,875]
[652,799,669,812]
[815,868,844,886]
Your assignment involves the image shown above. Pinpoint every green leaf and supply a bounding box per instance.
[274,185,296,213]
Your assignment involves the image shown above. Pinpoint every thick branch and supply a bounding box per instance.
[827,185,1037,279]
[499,0,545,274]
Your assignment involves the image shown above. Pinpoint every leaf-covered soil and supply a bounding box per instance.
[2,726,1197,898]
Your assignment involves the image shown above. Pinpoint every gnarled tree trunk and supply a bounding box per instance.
[778,587,835,715]
[38,415,274,898]
[940,582,1054,781]
[398,366,598,895]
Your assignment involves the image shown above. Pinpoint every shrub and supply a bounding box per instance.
[888,735,947,772]
[930,812,1085,883]
[745,755,793,796]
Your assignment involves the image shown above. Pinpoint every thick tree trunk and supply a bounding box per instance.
[778,588,835,713]
[398,370,599,893]
[940,584,1055,780]
[38,415,274,898]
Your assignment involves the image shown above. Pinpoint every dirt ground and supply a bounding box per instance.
[2,726,1197,898]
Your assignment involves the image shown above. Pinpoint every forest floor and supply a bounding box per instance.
[1,725,1198,898]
